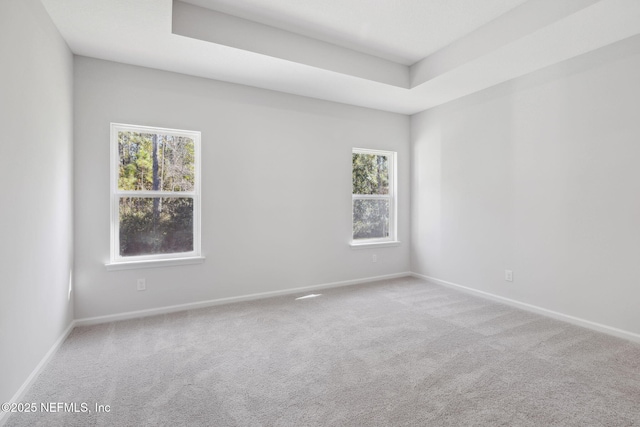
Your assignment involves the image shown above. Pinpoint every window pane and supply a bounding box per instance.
[353,199,390,239]
[119,197,193,256]
[118,132,195,192]
[352,153,389,195]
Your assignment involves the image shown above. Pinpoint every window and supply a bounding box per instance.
[109,123,201,267]
[352,148,396,244]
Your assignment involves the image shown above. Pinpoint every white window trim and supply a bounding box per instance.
[349,240,401,249]
[107,123,203,269]
[105,256,205,271]
[351,148,398,247]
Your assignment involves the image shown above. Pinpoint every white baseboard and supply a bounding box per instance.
[75,272,413,326]
[412,272,640,344]
[0,320,76,427]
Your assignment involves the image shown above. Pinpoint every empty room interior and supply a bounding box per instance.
[2,0,640,425]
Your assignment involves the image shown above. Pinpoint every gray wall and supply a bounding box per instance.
[74,57,410,319]
[411,36,640,336]
[0,0,74,405]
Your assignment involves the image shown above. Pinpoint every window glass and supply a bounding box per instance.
[119,197,194,256]
[117,132,195,192]
[352,153,389,195]
[353,199,390,239]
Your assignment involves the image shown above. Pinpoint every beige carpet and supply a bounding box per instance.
[6,277,640,426]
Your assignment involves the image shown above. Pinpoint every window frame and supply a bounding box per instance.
[351,148,398,246]
[108,123,202,268]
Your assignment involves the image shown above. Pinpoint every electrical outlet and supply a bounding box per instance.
[505,270,513,282]
[372,254,377,263]
[137,278,146,291]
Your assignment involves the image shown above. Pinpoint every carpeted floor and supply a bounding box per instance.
[5,277,640,426]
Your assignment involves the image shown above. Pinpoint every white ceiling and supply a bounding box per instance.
[180,0,529,65]
[40,0,640,115]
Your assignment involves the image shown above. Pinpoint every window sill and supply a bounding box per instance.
[350,241,401,249]
[105,256,205,271]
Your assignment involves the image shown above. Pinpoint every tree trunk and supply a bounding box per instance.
[152,134,160,231]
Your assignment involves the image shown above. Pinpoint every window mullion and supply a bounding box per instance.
[352,194,391,199]
[116,191,195,197]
